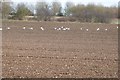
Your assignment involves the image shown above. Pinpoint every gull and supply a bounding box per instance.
[23,27,26,30]
[97,28,100,31]
[117,26,118,29]
[61,26,64,28]
[86,29,88,31]
[29,27,33,30]
[66,28,70,30]
[0,28,2,31]
[54,27,57,30]
[57,28,61,31]
[80,28,82,30]
[7,27,10,30]
[41,27,44,31]
[105,29,107,31]
[63,28,66,31]
[68,28,70,30]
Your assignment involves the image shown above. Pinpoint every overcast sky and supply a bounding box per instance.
[10,0,119,7]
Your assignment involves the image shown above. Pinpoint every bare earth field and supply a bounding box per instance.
[2,21,118,78]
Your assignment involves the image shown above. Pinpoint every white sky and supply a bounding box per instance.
[10,0,119,7]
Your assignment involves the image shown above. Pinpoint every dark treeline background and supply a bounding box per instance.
[1,1,118,23]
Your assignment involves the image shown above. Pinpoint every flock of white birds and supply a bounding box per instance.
[0,26,118,31]
[54,26,70,31]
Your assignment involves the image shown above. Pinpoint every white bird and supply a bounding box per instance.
[23,27,26,30]
[7,27,10,30]
[29,27,33,30]
[54,27,57,30]
[117,26,118,29]
[80,28,82,30]
[86,29,88,31]
[63,28,66,31]
[97,28,100,31]
[105,29,107,31]
[57,28,61,31]
[68,28,70,30]
[61,26,64,28]
[0,28,2,31]
[66,28,70,30]
[41,27,44,31]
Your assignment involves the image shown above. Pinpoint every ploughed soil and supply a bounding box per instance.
[2,21,118,78]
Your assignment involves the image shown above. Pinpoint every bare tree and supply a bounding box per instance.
[36,1,51,21]
[64,1,75,16]
[51,1,61,16]
[63,2,117,23]
[2,1,12,19]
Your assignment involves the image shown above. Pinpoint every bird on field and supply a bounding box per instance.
[97,28,100,31]
[66,28,70,30]
[41,27,44,31]
[57,28,61,31]
[117,26,118,29]
[54,27,57,30]
[80,28,82,30]
[61,26,64,28]
[7,27,10,30]
[105,29,107,31]
[23,27,26,30]
[63,28,66,31]
[0,28,2,31]
[86,29,89,31]
[29,27,33,30]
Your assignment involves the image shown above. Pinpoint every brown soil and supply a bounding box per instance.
[2,21,118,78]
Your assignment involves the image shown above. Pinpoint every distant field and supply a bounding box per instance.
[2,21,118,78]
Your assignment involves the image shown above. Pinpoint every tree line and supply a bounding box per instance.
[1,1,118,23]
